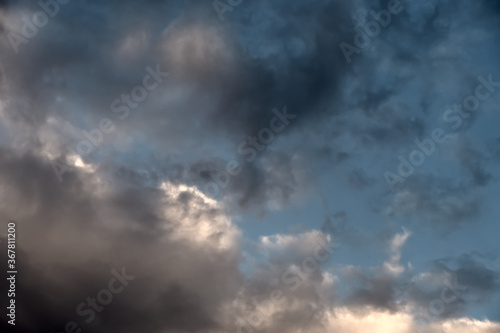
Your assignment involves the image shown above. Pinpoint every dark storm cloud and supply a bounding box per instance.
[407,253,500,320]
[343,272,399,311]
[0,147,95,224]
[435,254,500,299]
[0,245,225,333]
[336,251,500,320]
[197,0,359,134]
[0,145,243,332]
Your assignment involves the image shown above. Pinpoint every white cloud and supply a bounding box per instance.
[384,227,411,277]
[160,181,240,251]
[321,308,500,333]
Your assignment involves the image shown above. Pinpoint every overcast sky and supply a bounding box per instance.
[1,0,500,332]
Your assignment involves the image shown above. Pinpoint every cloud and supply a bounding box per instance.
[385,176,481,230]
[384,227,411,276]
[322,308,500,333]
[0,0,499,332]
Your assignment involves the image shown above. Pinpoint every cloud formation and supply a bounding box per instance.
[0,0,499,332]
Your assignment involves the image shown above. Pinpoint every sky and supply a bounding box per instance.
[0,0,500,332]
